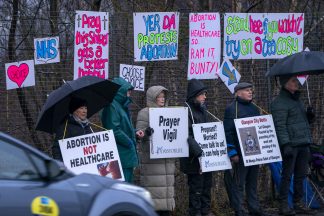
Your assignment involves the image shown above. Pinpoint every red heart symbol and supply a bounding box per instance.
[7,63,29,88]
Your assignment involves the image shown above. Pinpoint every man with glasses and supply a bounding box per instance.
[223,82,264,216]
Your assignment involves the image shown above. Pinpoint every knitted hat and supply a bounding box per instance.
[69,97,87,113]
[279,75,293,86]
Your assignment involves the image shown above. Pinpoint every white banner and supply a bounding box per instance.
[5,60,35,90]
[74,11,109,79]
[59,131,124,181]
[188,13,221,80]
[193,122,232,172]
[149,107,188,158]
[223,13,304,59]
[119,64,145,91]
[34,36,60,65]
[133,12,179,62]
[234,115,282,166]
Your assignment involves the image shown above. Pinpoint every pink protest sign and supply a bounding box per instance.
[224,13,304,59]
[74,11,109,80]
[5,60,35,90]
[188,13,221,80]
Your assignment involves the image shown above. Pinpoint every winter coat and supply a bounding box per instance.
[52,115,93,161]
[136,86,175,211]
[180,79,208,174]
[224,97,261,158]
[101,77,138,169]
[271,88,312,147]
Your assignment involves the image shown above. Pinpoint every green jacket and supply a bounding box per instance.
[101,77,138,168]
[271,88,312,147]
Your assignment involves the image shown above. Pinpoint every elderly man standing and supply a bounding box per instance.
[223,82,263,216]
[271,75,314,215]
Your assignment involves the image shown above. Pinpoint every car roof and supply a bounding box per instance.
[0,132,52,160]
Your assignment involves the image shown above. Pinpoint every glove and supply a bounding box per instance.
[145,127,154,136]
[306,106,315,123]
[282,145,294,158]
[127,139,134,148]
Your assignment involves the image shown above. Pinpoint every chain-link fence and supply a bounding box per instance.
[0,1,323,215]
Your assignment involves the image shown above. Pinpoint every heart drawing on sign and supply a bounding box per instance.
[7,63,29,88]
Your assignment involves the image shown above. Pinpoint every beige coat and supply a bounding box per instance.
[136,86,175,211]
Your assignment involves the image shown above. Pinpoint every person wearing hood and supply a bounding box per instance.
[101,77,144,183]
[223,82,263,216]
[136,86,175,216]
[53,97,93,161]
[180,79,215,216]
[271,75,314,215]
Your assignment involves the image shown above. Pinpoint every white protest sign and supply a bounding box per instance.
[234,115,282,166]
[149,107,189,158]
[74,11,109,79]
[193,122,232,172]
[59,131,124,181]
[119,64,145,91]
[224,13,304,59]
[133,12,179,62]
[188,13,221,80]
[297,47,310,85]
[5,60,35,90]
[218,59,241,94]
[34,36,60,64]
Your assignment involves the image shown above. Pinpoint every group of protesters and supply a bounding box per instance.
[51,75,315,216]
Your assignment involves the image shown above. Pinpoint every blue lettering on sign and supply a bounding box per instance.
[36,39,58,60]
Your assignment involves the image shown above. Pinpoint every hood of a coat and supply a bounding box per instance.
[146,86,169,107]
[186,79,207,101]
[112,77,134,105]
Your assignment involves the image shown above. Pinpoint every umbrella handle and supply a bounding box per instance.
[306,79,311,106]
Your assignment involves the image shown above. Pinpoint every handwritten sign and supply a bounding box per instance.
[34,37,60,64]
[193,122,232,172]
[188,13,221,80]
[234,115,282,166]
[5,60,35,90]
[74,11,109,79]
[133,12,179,62]
[218,59,241,94]
[59,131,124,181]
[119,64,145,91]
[149,107,188,158]
[224,13,304,59]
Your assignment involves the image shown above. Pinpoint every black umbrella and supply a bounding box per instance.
[266,51,324,77]
[36,76,120,134]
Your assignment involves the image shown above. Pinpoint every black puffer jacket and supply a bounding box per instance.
[180,79,208,174]
[52,115,93,161]
[224,97,260,158]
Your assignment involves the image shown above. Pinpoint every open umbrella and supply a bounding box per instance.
[36,76,120,134]
[266,51,324,77]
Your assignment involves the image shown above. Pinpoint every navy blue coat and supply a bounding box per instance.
[223,97,260,158]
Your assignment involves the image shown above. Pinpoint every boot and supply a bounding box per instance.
[294,201,312,214]
[279,204,295,216]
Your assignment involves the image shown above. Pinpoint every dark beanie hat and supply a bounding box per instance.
[69,97,87,113]
[279,75,292,86]
[234,82,253,93]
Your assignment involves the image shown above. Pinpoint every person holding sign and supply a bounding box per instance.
[136,86,175,216]
[53,97,93,161]
[223,82,263,216]
[180,79,215,216]
[101,77,144,183]
[271,75,314,215]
